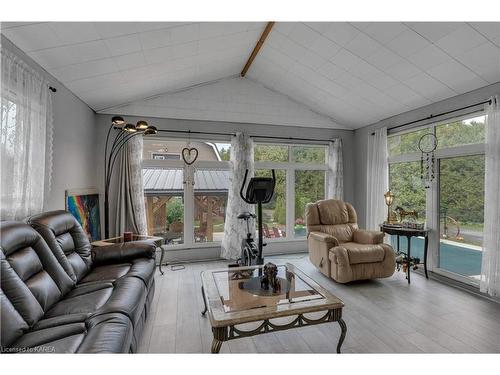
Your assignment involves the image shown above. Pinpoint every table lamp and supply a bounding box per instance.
[384,190,395,224]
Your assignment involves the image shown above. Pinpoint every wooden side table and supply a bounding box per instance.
[380,225,430,284]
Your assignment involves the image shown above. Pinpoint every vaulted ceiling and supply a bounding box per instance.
[2,22,499,129]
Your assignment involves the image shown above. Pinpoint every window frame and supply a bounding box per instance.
[142,137,231,250]
[254,142,329,241]
[387,112,486,286]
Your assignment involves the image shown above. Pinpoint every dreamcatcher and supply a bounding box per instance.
[418,133,438,189]
[182,131,198,186]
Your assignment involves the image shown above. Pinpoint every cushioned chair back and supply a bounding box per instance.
[27,210,92,283]
[0,221,75,347]
[305,199,358,243]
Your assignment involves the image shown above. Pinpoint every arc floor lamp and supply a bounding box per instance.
[104,116,157,238]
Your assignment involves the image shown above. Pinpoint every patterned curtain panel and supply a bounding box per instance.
[366,127,389,230]
[114,135,148,236]
[328,139,343,200]
[481,96,500,297]
[0,47,53,220]
[221,132,254,260]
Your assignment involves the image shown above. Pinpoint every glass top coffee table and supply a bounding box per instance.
[200,263,346,353]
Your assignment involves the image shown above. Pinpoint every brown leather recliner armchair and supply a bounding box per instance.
[306,199,395,283]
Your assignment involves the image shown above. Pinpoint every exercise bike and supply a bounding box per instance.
[237,169,276,267]
[237,211,258,266]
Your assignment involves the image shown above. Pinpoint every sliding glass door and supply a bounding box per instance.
[387,113,486,286]
[438,155,484,281]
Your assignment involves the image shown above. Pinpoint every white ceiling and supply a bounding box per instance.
[1,22,499,129]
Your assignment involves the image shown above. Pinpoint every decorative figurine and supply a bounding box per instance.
[395,206,418,223]
[260,262,280,293]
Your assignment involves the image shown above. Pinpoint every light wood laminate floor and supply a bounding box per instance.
[138,254,500,353]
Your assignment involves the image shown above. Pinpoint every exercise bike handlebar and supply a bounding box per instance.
[239,169,276,204]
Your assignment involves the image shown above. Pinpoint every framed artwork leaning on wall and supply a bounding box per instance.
[65,188,101,242]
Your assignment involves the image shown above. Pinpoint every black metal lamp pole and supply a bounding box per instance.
[103,117,157,239]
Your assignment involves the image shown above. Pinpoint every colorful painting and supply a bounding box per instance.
[65,188,101,242]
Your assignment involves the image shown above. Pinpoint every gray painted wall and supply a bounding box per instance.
[353,81,500,228]
[95,113,356,237]
[1,35,98,212]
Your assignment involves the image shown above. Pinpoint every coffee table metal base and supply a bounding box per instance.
[201,287,347,354]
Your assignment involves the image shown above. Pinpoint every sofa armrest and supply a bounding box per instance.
[91,241,156,266]
[353,229,384,244]
[308,231,339,246]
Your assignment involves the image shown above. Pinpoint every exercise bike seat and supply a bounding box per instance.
[237,212,256,220]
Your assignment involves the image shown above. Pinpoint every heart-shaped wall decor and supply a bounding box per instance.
[182,147,198,165]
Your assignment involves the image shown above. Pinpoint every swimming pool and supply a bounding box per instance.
[389,236,482,277]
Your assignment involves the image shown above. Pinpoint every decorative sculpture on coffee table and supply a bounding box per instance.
[260,262,280,293]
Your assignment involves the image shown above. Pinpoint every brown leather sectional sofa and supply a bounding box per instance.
[0,210,156,353]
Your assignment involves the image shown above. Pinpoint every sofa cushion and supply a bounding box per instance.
[44,284,113,318]
[79,258,155,287]
[44,276,146,328]
[27,211,92,283]
[1,289,29,348]
[0,222,75,328]
[77,313,133,353]
[80,264,132,284]
[94,276,147,326]
[11,322,87,353]
[33,313,90,331]
[8,313,133,353]
[333,242,385,264]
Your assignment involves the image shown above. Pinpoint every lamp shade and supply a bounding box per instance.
[136,120,148,130]
[123,123,137,133]
[112,116,125,127]
[143,125,158,136]
[384,190,394,206]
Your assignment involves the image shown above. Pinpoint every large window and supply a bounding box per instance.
[254,143,328,239]
[295,170,325,236]
[439,155,484,279]
[1,52,52,220]
[194,169,228,243]
[388,113,486,284]
[388,161,426,222]
[255,169,287,238]
[142,139,230,247]
[143,140,331,247]
[436,115,485,149]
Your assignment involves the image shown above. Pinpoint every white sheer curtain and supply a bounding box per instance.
[328,139,343,200]
[1,47,53,220]
[366,127,388,230]
[114,135,148,236]
[480,96,500,297]
[221,132,254,260]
